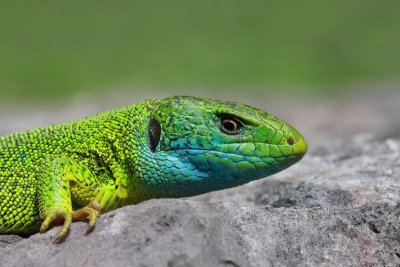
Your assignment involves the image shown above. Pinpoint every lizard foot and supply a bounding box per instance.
[40,200,101,243]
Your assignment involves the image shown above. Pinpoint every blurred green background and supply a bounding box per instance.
[0,0,399,105]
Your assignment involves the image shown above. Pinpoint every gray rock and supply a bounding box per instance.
[0,136,400,267]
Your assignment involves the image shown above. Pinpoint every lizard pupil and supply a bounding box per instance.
[220,116,242,134]
[148,119,161,152]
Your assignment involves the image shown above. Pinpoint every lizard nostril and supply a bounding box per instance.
[287,137,294,145]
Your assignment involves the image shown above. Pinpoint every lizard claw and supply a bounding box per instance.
[72,200,101,235]
[39,210,73,243]
[40,200,101,243]
[53,211,72,244]
[40,213,59,233]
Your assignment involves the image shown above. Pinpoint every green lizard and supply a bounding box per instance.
[0,96,307,243]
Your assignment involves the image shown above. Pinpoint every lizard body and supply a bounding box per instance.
[0,96,307,242]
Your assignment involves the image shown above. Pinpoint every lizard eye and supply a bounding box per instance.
[220,115,243,135]
[148,119,161,152]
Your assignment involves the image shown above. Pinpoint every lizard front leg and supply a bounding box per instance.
[37,157,108,243]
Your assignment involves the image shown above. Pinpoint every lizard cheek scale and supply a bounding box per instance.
[0,96,307,242]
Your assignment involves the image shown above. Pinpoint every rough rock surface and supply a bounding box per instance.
[0,135,399,267]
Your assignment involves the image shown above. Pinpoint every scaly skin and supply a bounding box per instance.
[0,96,307,242]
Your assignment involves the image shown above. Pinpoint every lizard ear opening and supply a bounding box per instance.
[148,119,161,152]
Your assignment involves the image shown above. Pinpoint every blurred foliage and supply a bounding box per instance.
[0,0,399,102]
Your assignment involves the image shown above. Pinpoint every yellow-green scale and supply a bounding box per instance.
[0,100,157,234]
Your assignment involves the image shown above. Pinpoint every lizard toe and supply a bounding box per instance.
[40,213,57,233]
[72,200,101,235]
[40,201,101,243]
[53,212,73,244]
[39,210,73,243]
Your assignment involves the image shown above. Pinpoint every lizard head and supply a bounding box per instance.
[137,96,307,198]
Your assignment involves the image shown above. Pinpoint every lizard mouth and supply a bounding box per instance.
[187,135,307,158]
[166,136,307,159]
[183,148,301,158]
